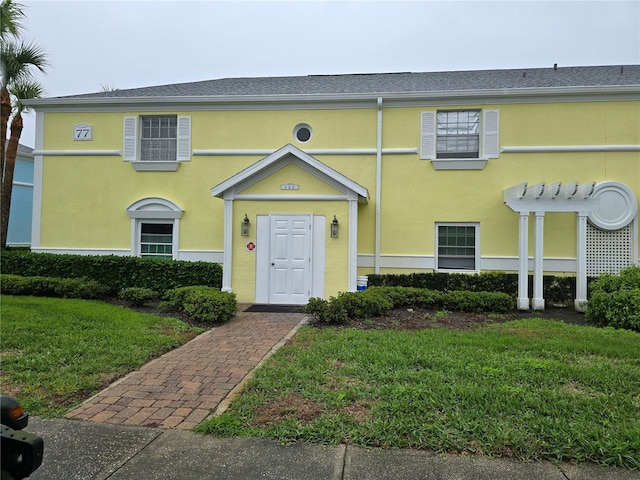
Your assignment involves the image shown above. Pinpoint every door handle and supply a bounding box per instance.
[271,263,275,266]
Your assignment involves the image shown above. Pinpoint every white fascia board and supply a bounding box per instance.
[22,85,640,111]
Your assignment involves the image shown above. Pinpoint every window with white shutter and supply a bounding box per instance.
[420,109,499,169]
[122,115,191,171]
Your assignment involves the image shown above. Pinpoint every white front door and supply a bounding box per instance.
[269,215,311,304]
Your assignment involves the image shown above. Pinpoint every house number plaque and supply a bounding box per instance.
[280,183,299,190]
[73,124,93,141]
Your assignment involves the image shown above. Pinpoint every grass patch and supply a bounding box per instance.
[0,295,204,416]
[197,319,640,469]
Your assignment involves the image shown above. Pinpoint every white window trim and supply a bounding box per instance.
[123,115,191,171]
[420,110,499,170]
[135,220,179,260]
[126,197,183,260]
[435,222,480,273]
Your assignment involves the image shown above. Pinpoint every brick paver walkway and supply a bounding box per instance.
[66,309,306,430]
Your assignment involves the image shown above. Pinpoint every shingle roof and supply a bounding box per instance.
[56,65,640,100]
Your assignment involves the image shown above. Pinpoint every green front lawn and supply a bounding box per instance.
[198,320,640,469]
[0,295,203,416]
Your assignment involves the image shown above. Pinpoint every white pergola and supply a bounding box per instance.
[504,181,599,311]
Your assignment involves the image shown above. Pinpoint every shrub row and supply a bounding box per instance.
[0,251,222,295]
[160,286,237,324]
[118,287,159,307]
[586,265,640,332]
[367,271,583,306]
[2,273,236,324]
[304,286,514,323]
[1,274,109,299]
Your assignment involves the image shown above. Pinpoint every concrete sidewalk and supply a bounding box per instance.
[27,417,639,480]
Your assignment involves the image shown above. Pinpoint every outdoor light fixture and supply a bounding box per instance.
[331,215,339,238]
[241,214,250,236]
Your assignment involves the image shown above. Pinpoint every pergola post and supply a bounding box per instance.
[575,212,589,312]
[517,211,530,310]
[532,211,545,311]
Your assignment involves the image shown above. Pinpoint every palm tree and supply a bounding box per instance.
[0,0,25,40]
[1,0,48,249]
[1,80,43,247]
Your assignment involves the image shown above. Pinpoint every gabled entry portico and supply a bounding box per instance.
[211,144,369,304]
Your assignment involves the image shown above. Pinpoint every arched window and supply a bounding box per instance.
[126,197,184,260]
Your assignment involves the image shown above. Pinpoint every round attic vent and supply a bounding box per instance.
[293,124,312,143]
[588,181,637,230]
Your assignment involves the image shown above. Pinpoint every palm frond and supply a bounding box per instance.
[1,40,48,86]
[0,0,26,41]
[9,79,43,112]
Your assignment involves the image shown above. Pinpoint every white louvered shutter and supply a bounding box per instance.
[483,110,499,159]
[176,116,191,161]
[123,117,137,161]
[420,111,436,160]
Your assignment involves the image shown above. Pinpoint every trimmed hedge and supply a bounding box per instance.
[0,251,222,295]
[304,286,514,323]
[367,271,586,307]
[118,287,159,307]
[160,286,236,323]
[586,265,640,332]
[1,274,109,299]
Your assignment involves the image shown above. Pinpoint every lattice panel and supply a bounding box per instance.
[586,223,633,276]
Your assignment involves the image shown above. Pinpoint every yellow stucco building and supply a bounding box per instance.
[25,65,640,309]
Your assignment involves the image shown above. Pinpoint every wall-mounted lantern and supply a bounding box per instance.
[330,215,339,238]
[241,214,250,236]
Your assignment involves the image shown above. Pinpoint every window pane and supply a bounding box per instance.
[141,223,173,260]
[140,116,177,161]
[437,225,476,270]
[436,110,480,159]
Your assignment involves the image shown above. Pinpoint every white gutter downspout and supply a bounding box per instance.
[375,97,383,274]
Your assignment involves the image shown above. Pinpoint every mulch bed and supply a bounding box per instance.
[309,306,589,331]
[107,298,590,331]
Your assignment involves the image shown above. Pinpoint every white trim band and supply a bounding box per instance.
[357,254,578,272]
[31,248,131,256]
[502,145,640,153]
[194,148,417,156]
[33,150,121,156]
[29,247,224,263]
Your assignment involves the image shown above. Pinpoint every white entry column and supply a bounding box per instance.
[221,199,233,293]
[532,211,545,310]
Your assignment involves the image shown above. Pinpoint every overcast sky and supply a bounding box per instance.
[15,0,640,147]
